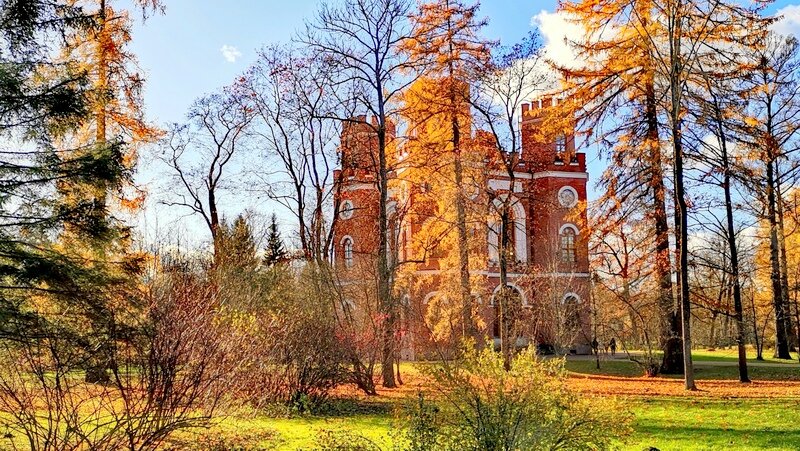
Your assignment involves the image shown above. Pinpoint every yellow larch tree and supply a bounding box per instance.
[555,0,683,374]
[402,0,492,344]
[399,77,488,346]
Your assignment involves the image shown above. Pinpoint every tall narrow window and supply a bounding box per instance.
[555,134,567,153]
[560,227,577,263]
[563,295,581,331]
[343,237,354,268]
[501,211,516,262]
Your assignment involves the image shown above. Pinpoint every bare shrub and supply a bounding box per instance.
[398,345,632,451]
[0,267,239,450]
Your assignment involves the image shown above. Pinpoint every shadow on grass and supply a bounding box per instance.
[566,359,800,381]
[310,396,394,417]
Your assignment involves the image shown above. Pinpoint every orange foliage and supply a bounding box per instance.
[330,363,800,401]
[567,375,800,399]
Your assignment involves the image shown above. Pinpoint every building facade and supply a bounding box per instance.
[332,99,591,357]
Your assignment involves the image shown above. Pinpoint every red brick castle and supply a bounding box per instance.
[332,98,591,357]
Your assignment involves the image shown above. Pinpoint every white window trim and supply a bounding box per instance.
[490,283,528,306]
[561,292,581,304]
[340,235,354,268]
[422,291,439,305]
[340,200,354,219]
[557,186,579,208]
[559,223,579,235]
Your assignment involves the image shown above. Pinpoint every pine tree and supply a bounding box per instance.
[218,214,260,271]
[0,0,146,382]
[264,214,288,267]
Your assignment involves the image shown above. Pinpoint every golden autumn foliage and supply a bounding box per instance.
[399,0,494,344]
[398,77,489,343]
[58,0,164,220]
[753,188,800,351]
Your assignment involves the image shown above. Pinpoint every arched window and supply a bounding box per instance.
[342,236,354,268]
[562,294,581,331]
[560,226,577,263]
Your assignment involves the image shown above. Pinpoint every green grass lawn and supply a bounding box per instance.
[626,398,800,451]
[198,397,800,450]
[691,348,800,364]
[168,351,800,450]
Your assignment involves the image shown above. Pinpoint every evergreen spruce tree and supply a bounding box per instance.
[218,214,260,271]
[0,2,126,338]
[264,214,287,267]
[0,1,153,384]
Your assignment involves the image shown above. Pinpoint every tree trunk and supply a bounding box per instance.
[646,74,682,375]
[667,5,695,390]
[775,172,796,351]
[499,206,513,370]
[450,88,473,341]
[713,107,749,381]
[766,158,792,359]
[673,124,695,390]
[376,102,397,387]
[96,0,108,146]
[208,187,220,264]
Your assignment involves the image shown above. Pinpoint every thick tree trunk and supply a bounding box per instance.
[377,118,397,388]
[775,175,796,350]
[672,124,695,390]
[766,158,792,359]
[667,5,695,390]
[451,94,473,341]
[646,75,682,375]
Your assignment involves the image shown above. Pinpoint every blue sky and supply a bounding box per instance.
[128,0,800,247]
[130,1,546,126]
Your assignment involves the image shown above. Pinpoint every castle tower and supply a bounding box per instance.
[332,116,391,270]
[522,98,591,351]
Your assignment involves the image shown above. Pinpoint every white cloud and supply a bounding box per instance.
[220,44,242,63]
[531,10,583,69]
[772,4,800,37]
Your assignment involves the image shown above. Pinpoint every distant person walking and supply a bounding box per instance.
[591,338,599,356]
[609,337,617,357]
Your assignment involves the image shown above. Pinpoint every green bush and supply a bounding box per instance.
[397,346,632,451]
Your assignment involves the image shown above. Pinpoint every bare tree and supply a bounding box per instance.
[590,201,663,375]
[159,90,254,263]
[241,44,350,262]
[468,32,551,368]
[303,0,418,387]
